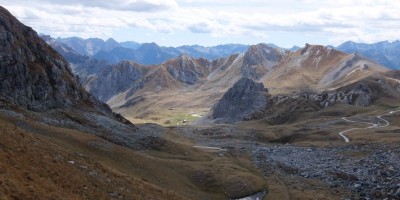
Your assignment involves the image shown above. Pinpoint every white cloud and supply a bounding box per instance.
[122,0,178,12]
[5,0,178,12]
[1,0,400,46]
[188,23,212,33]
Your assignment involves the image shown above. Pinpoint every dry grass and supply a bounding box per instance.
[0,111,267,200]
[0,115,185,200]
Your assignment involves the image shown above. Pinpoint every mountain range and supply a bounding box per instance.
[337,40,400,69]
[41,33,400,126]
[41,32,399,125]
[41,35,250,65]
[42,35,400,70]
[73,42,391,125]
[3,5,400,200]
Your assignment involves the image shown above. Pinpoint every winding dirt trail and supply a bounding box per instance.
[339,109,400,142]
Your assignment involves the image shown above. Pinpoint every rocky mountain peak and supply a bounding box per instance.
[138,42,161,51]
[106,38,118,44]
[242,43,284,79]
[133,42,177,65]
[104,38,120,51]
[211,77,268,123]
[300,44,332,56]
[243,43,283,65]
[166,54,211,85]
[337,41,369,51]
[177,53,193,62]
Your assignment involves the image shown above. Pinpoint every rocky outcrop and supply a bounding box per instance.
[270,82,374,108]
[211,78,268,123]
[318,83,372,107]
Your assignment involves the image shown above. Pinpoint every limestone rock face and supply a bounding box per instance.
[211,78,268,123]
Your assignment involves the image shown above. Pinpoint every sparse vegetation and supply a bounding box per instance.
[0,111,267,199]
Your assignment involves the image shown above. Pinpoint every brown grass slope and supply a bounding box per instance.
[262,44,388,95]
[0,114,184,200]
[0,108,266,200]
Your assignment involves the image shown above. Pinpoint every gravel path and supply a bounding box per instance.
[338,109,400,142]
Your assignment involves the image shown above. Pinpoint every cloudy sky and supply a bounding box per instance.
[1,0,400,47]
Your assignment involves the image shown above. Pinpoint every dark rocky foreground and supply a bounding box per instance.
[176,124,400,199]
[253,144,400,199]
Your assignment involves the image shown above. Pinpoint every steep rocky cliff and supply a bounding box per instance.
[0,6,128,123]
[211,78,268,123]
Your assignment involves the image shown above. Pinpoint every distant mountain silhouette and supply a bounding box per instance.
[44,36,250,65]
[337,40,400,69]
